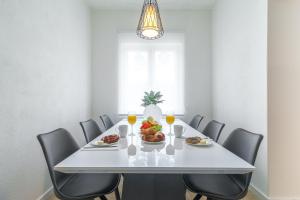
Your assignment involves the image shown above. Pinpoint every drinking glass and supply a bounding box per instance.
[166,112,175,135]
[127,112,137,136]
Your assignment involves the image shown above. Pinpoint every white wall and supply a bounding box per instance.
[91,10,212,127]
[268,1,300,199]
[212,0,268,196]
[0,0,91,199]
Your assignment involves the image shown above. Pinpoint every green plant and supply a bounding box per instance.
[141,90,165,107]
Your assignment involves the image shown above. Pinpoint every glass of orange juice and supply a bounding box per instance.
[128,112,137,136]
[166,112,175,135]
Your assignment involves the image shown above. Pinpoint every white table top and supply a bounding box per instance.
[55,119,255,174]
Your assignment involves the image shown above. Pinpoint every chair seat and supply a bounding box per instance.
[183,174,243,198]
[60,173,120,198]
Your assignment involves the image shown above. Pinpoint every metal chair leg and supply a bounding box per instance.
[100,195,108,200]
[193,194,202,200]
[115,188,121,200]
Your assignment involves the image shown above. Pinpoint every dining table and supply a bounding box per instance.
[55,119,255,200]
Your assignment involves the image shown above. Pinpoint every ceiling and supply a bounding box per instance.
[85,0,216,10]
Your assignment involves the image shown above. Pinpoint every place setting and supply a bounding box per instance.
[166,116,213,147]
[174,125,213,147]
[81,134,120,151]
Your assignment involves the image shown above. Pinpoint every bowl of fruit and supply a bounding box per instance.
[140,117,165,144]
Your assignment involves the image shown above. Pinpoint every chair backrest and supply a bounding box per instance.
[80,119,102,143]
[37,129,79,195]
[189,115,204,130]
[202,120,225,142]
[223,128,263,191]
[100,114,114,130]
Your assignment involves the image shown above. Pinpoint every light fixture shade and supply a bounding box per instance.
[137,0,164,40]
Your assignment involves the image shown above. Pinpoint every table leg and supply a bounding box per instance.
[122,174,186,200]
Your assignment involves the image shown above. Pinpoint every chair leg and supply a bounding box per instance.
[100,195,107,200]
[193,194,202,200]
[115,188,121,200]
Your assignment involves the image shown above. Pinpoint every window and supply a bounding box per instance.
[118,33,184,115]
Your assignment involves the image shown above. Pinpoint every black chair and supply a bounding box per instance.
[202,120,225,142]
[80,119,103,143]
[189,115,204,130]
[183,128,263,200]
[37,128,121,200]
[100,114,114,130]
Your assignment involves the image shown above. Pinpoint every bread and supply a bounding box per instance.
[185,137,202,144]
[142,132,165,142]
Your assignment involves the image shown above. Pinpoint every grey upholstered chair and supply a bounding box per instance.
[100,114,114,130]
[37,128,121,200]
[189,115,204,130]
[80,119,102,143]
[183,128,263,200]
[202,120,225,142]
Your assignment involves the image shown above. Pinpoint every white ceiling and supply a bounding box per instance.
[85,0,216,10]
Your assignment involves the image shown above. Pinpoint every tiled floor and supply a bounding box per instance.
[49,178,259,200]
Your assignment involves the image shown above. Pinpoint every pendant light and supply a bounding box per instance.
[137,0,164,40]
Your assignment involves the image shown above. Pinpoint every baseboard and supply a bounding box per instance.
[250,185,300,200]
[271,198,300,200]
[36,186,54,200]
[249,184,269,200]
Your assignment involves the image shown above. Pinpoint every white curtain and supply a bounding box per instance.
[118,33,185,115]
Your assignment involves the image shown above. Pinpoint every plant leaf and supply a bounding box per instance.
[141,90,165,106]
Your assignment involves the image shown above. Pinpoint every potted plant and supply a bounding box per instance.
[141,90,164,122]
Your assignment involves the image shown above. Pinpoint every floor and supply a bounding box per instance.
[49,190,258,200]
[49,178,258,200]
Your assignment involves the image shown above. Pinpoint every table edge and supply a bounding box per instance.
[54,166,255,174]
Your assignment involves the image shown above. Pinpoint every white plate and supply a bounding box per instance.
[142,140,165,145]
[91,140,118,147]
[187,139,213,146]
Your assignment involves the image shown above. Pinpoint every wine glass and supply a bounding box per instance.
[166,112,175,135]
[127,112,137,136]
[166,134,175,155]
[128,135,137,156]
